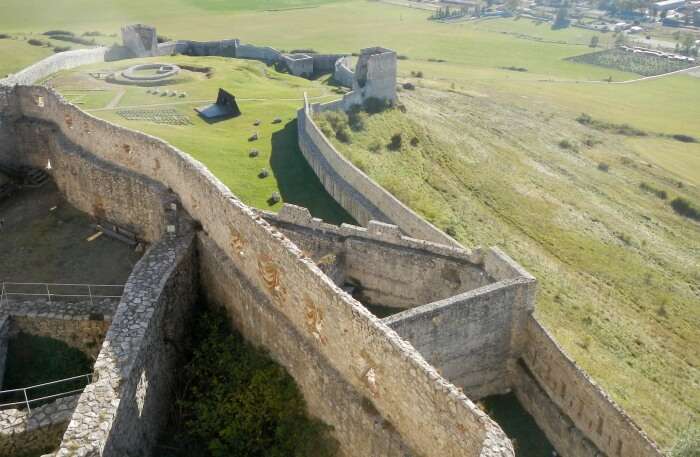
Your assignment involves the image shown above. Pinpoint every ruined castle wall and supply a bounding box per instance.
[17,86,513,457]
[312,54,345,74]
[56,234,197,457]
[384,278,534,400]
[13,117,173,242]
[236,43,282,62]
[0,394,80,457]
[160,39,239,57]
[198,234,412,457]
[263,206,492,309]
[0,86,19,164]
[0,48,107,87]
[282,54,314,77]
[299,98,460,248]
[518,316,662,457]
[334,56,355,88]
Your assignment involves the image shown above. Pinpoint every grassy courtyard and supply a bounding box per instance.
[49,56,353,224]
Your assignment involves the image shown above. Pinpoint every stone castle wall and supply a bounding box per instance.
[9,105,176,242]
[298,96,460,247]
[334,56,355,88]
[518,316,662,457]
[56,234,197,457]
[0,394,80,457]
[10,86,513,457]
[262,205,491,309]
[0,48,108,87]
[384,278,535,401]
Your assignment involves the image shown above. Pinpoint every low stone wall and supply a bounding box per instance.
[384,278,535,400]
[236,43,282,63]
[12,114,176,242]
[299,96,460,247]
[14,86,513,457]
[55,233,197,457]
[0,394,80,457]
[519,316,663,457]
[263,205,491,309]
[334,56,355,88]
[0,48,107,87]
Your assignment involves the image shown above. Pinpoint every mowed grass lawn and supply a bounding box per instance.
[49,56,352,224]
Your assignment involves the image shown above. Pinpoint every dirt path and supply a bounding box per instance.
[105,89,126,109]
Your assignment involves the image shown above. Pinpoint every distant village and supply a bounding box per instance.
[419,0,700,56]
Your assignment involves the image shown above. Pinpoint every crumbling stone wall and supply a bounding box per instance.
[298,96,460,247]
[15,86,513,457]
[334,56,355,88]
[0,317,8,389]
[55,233,197,457]
[263,205,491,309]
[121,24,158,58]
[0,394,80,457]
[236,42,282,63]
[281,54,314,78]
[518,316,663,457]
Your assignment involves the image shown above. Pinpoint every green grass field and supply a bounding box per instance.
[49,56,352,223]
[3,0,699,450]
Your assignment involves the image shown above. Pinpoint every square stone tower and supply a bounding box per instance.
[121,24,158,57]
[353,47,397,103]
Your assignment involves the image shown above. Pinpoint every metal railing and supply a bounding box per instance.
[0,282,124,308]
[0,373,93,413]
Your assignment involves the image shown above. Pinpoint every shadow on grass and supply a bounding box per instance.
[270,120,356,226]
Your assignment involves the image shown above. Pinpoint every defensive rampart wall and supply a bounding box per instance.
[0,48,108,87]
[518,316,662,457]
[9,85,513,457]
[262,204,491,308]
[10,113,176,243]
[299,97,460,247]
[55,233,197,457]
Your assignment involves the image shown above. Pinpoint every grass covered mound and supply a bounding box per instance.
[2,332,93,405]
[173,309,338,457]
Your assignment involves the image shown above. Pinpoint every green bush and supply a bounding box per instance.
[597,162,609,172]
[179,309,338,457]
[639,182,667,199]
[43,30,74,37]
[28,38,47,46]
[363,97,392,114]
[0,34,10,39]
[671,197,700,221]
[348,107,367,132]
[388,133,403,151]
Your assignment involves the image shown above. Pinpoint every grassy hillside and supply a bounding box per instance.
[316,88,700,448]
[49,56,352,223]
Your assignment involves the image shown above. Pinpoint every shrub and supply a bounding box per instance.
[500,66,528,72]
[671,197,700,221]
[388,133,403,151]
[363,97,392,114]
[82,31,102,37]
[157,35,171,43]
[43,30,73,36]
[50,35,95,45]
[348,107,367,132]
[410,70,424,78]
[445,226,457,237]
[558,139,574,150]
[290,48,316,54]
[178,309,338,457]
[28,39,46,46]
[335,127,351,144]
[268,192,281,205]
[639,182,667,199]
[258,168,269,178]
[597,162,609,172]
[397,54,409,60]
[410,137,419,147]
[0,34,10,39]
[53,46,71,53]
[670,134,697,143]
[402,82,415,90]
[369,142,382,153]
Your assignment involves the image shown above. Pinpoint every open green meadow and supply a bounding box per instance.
[3,0,699,449]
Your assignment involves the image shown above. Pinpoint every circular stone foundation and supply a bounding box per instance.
[121,63,181,81]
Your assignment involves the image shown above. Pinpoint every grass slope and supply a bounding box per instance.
[316,88,700,448]
[50,56,353,223]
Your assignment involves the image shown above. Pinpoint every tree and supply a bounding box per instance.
[590,35,600,47]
